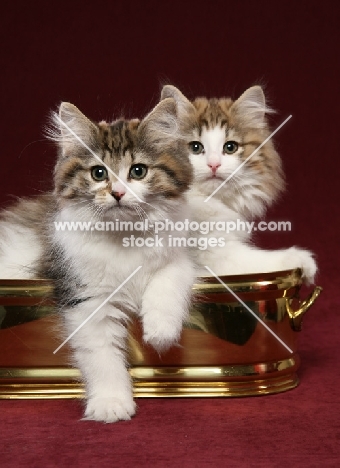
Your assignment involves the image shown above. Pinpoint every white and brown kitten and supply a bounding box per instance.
[161,85,317,283]
[0,97,196,422]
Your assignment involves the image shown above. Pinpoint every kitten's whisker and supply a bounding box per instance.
[133,206,147,236]
[134,205,153,236]
[134,205,145,223]
[135,204,152,227]
[61,199,88,209]
[140,201,168,223]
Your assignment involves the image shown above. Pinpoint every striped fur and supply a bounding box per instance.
[161,85,317,283]
[0,98,197,423]
[162,85,284,218]
[52,102,193,204]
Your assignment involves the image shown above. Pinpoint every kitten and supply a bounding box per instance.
[0,97,196,422]
[161,85,317,283]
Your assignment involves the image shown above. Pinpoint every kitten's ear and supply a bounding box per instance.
[138,98,179,146]
[232,86,274,129]
[161,85,195,122]
[161,84,187,102]
[48,102,98,156]
[139,88,196,146]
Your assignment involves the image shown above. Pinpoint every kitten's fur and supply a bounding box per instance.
[161,85,317,282]
[0,97,196,422]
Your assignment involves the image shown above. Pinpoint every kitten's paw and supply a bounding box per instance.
[143,313,182,353]
[282,247,317,284]
[83,396,136,423]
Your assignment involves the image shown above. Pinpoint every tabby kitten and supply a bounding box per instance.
[0,97,196,422]
[161,85,317,283]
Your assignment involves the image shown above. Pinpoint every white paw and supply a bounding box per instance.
[143,313,182,353]
[282,247,317,284]
[83,396,136,423]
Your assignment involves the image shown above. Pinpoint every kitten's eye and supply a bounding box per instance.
[189,141,204,155]
[223,141,239,154]
[129,164,148,180]
[91,166,108,182]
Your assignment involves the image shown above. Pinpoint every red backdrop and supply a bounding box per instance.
[2,0,338,285]
[1,1,339,466]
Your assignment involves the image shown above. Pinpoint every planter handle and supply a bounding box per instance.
[286,286,322,331]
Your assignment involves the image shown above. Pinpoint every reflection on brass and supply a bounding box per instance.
[0,269,322,398]
[0,281,53,297]
[0,357,299,398]
[0,305,54,328]
[0,377,299,399]
[188,302,259,345]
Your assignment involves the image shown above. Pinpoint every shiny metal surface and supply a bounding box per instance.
[286,285,322,331]
[0,269,322,398]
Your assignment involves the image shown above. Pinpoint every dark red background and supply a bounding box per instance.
[1,1,339,466]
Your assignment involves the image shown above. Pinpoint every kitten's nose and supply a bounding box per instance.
[208,163,221,175]
[111,190,125,202]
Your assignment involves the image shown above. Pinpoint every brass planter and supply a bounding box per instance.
[0,269,322,399]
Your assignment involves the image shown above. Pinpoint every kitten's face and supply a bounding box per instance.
[54,118,143,215]
[161,85,285,217]
[191,90,284,216]
[52,99,194,221]
[189,112,242,189]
